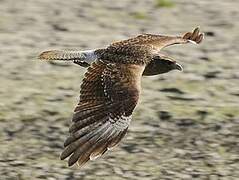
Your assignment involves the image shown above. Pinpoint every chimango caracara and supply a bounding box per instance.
[39,27,204,167]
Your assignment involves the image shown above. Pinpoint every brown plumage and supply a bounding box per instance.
[39,27,204,167]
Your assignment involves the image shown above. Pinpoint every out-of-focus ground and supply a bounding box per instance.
[0,0,239,179]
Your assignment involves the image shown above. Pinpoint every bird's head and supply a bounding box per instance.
[143,54,183,76]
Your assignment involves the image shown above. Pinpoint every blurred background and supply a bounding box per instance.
[0,0,238,179]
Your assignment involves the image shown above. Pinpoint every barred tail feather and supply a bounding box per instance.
[39,50,84,61]
[39,49,98,67]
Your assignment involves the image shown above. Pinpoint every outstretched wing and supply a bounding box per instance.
[111,27,204,51]
[60,60,144,167]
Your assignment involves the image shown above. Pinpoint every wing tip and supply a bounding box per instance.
[60,150,69,161]
[89,153,102,161]
[183,27,204,45]
[68,158,77,167]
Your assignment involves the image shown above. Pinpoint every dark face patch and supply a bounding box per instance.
[143,57,179,76]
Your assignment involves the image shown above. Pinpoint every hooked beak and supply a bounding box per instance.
[174,62,183,71]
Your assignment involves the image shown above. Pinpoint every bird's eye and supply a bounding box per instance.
[165,60,172,65]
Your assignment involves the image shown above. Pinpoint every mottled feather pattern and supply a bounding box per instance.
[111,34,187,51]
[61,59,144,167]
[110,27,203,52]
[97,45,153,65]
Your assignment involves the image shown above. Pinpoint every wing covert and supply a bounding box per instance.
[111,27,204,51]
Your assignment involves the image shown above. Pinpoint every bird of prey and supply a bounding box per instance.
[39,27,203,167]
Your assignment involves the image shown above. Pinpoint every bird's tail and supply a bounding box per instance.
[39,49,99,67]
[39,50,86,61]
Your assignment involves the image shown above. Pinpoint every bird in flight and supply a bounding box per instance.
[39,27,203,167]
